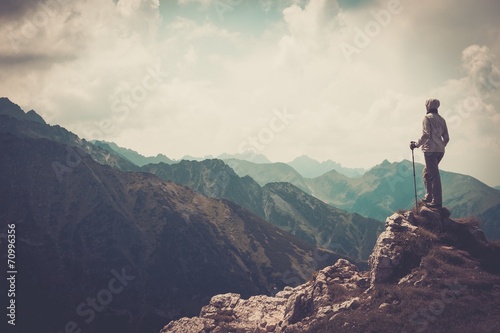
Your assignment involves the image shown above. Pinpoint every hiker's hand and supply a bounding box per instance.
[410,141,417,150]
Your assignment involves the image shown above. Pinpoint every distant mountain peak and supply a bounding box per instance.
[92,140,174,167]
[0,97,46,124]
[218,151,272,164]
[287,155,366,178]
[291,155,324,163]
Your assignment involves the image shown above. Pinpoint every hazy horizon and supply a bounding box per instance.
[1,0,499,186]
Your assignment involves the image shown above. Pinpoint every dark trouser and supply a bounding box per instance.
[423,152,444,206]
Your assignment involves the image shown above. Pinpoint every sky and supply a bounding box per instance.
[1,0,500,186]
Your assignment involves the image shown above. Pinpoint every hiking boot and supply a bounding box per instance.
[424,202,442,209]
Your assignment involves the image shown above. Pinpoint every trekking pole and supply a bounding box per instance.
[411,147,418,211]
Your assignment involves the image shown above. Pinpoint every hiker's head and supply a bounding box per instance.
[425,98,440,113]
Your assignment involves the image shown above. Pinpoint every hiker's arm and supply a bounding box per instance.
[415,117,430,148]
[442,120,450,146]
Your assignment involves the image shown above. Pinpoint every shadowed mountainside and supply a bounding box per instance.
[0,97,139,173]
[262,182,383,260]
[142,161,382,261]
[0,133,342,333]
[141,160,265,217]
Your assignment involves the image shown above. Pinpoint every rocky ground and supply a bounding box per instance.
[161,205,500,333]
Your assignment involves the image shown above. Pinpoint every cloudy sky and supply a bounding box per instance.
[1,0,500,186]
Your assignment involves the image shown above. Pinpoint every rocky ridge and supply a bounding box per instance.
[142,160,383,261]
[162,205,500,333]
[0,97,139,172]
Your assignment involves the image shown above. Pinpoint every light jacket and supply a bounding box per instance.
[415,111,449,153]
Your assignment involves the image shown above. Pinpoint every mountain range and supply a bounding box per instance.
[92,139,364,179]
[141,160,383,260]
[287,155,366,178]
[1,97,381,262]
[0,98,352,333]
[90,131,499,243]
[220,159,500,241]
[92,140,274,167]
[0,131,344,333]
[93,140,174,166]
[0,97,139,173]
[1,97,499,333]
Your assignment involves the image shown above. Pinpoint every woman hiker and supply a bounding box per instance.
[410,98,450,208]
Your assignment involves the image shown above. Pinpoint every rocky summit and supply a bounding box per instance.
[161,205,500,333]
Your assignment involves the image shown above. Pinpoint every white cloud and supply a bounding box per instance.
[277,0,344,65]
[461,45,500,99]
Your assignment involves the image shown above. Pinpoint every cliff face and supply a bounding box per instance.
[162,205,500,333]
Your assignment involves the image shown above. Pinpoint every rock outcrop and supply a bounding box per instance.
[162,259,369,333]
[370,206,490,286]
[369,211,418,285]
[161,205,500,333]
